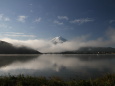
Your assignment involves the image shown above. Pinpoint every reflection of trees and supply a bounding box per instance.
[77,55,115,61]
[62,54,115,61]
[0,54,114,80]
[0,55,41,68]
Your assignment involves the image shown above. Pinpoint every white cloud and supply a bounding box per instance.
[17,16,27,22]
[54,20,63,25]
[70,18,94,24]
[0,32,36,38]
[0,24,12,29]
[1,28,115,53]
[30,10,33,13]
[109,20,115,24]
[0,24,8,28]
[4,34,36,38]
[0,14,10,21]
[5,32,24,35]
[0,14,3,20]
[4,17,10,21]
[29,4,33,6]
[58,16,69,20]
[34,17,41,23]
[106,27,115,41]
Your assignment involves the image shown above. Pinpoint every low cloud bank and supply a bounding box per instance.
[1,28,115,53]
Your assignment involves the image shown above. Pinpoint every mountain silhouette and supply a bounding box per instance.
[0,40,41,54]
[61,47,115,54]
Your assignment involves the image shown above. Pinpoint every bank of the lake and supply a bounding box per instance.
[0,74,114,86]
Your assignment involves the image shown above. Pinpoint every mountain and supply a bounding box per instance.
[61,47,115,54]
[51,36,67,44]
[0,40,41,54]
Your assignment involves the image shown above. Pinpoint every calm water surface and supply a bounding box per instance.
[0,54,115,80]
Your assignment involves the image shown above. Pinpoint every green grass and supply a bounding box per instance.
[0,74,114,86]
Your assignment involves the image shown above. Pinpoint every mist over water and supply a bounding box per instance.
[0,54,115,80]
[1,28,115,53]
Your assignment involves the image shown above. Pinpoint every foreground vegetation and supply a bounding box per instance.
[0,74,114,86]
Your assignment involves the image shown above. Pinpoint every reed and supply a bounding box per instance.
[0,74,114,86]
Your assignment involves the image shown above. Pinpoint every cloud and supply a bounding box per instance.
[1,28,115,53]
[0,14,10,22]
[17,16,27,22]
[0,14,4,20]
[106,27,115,41]
[70,18,94,24]
[5,32,24,34]
[0,32,36,38]
[54,20,63,25]
[30,10,33,13]
[109,20,115,24]
[0,24,12,29]
[57,16,69,20]
[29,4,33,6]
[4,34,36,38]
[4,17,10,21]
[34,17,41,23]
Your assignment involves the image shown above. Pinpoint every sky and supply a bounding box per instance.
[0,0,115,52]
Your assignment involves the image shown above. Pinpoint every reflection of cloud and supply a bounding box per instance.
[0,55,79,72]
[0,55,40,68]
[1,55,115,74]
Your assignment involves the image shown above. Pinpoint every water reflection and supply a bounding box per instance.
[0,55,40,68]
[0,54,115,79]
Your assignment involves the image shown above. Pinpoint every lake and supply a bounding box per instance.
[0,54,115,80]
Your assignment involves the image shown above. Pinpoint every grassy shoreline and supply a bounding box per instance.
[0,74,114,86]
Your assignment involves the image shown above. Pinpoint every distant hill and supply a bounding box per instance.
[0,41,41,54]
[61,47,115,54]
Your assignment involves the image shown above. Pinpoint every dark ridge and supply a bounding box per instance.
[54,47,115,54]
[0,40,41,54]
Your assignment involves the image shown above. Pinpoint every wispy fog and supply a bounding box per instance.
[1,28,115,53]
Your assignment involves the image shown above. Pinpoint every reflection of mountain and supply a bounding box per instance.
[63,54,115,61]
[0,41,41,54]
[0,55,40,68]
[0,54,115,79]
[61,47,115,54]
